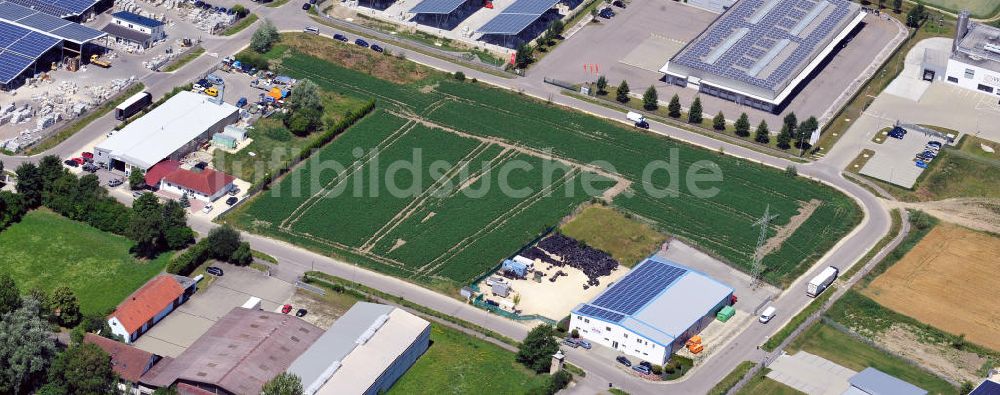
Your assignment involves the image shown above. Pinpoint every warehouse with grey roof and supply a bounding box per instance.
[660,0,864,112]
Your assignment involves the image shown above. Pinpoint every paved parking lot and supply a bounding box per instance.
[532,3,901,128]
[133,263,295,357]
[658,239,778,315]
[859,128,941,188]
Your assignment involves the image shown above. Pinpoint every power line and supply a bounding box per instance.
[750,205,778,289]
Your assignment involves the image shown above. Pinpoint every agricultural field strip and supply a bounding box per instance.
[416,167,584,275]
[359,141,495,252]
[279,120,418,230]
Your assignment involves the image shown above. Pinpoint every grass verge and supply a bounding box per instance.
[221,13,257,36]
[709,361,756,395]
[0,209,171,315]
[841,208,902,280]
[163,46,205,72]
[24,83,144,154]
[735,369,803,395]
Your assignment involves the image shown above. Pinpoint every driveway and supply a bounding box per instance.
[133,263,295,357]
[767,351,857,395]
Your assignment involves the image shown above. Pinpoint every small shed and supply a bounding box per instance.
[223,125,248,141]
[492,282,510,298]
[501,259,528,278]
[212,133,237,149]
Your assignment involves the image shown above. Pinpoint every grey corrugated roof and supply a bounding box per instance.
[287,303,394,390]
[102,22,150,43]
[848,367,928,395]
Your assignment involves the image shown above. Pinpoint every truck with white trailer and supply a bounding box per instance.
[626,111,649,129]
[115,91,152,121]
[806,266,838,297]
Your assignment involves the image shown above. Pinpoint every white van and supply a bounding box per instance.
[303,26,320,34]
[759,306,776,323]
[626,111,645,123]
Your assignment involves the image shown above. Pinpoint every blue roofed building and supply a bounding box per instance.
[968,379,1000,395]
[569,256,733,365]
[843,367,928,395]
[103,11,165,49]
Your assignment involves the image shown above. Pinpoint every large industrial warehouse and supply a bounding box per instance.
[570,257,734,365]
[660,0,864,112]
[94,90,239,175]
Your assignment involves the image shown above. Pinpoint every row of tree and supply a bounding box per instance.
[10,156,195,258]
[595,77,820,152]
[167,225,253,275]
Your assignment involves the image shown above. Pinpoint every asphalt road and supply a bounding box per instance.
[1,3,892,394]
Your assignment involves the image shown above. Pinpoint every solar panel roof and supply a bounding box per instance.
[112,11,164,28]
[477,13,541,34]
[8,31,59,57]
[591,260,687,315]
[409,0,467,14]
[4,0,96,17]
[0,1,104,44]
[502,0,559,15]
[0,48,34,84]
[665,0,861,100]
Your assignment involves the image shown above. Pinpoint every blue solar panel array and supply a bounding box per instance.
[0,20,60,83]
[112,11,164,28]
[577,305,625,323]
[4,0,97,18]
[0,48,33,83]
[670,0,857,95]
[477,0,558,35]
[0,1,104,44]
[409,0,468,14]
[590,260,687,315]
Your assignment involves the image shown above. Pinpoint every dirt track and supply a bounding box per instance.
[865,224,1000,351]
[881,198,1000,234]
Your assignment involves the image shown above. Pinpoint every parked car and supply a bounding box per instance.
[759,306,777,323]
[237,97,248,107]
[108,178,123,187]
[205,266,224,276]
[132,191,144,198]
[915,160,928,169]
[197,78,212,88]
[355,38,369,48]
[616,356,631,367]
[72,157,85,165]
[888,126,906,139]
[82,163,98,173]
[64,159,79,167]
[562,338,580,348]
[81,151,94,160]
[296,308,308,317]
[577,339,592,349]
[206,74,224,86]
[334,33,348,42]
[202,204,214,214]
[226,196,238,206]
[205,87,219,97]
[612,0,625,7]
[634,120,649,129]
[192,83,206,93]
[302,3,311,10]
[639,361,652,368]
[304,26,319,34]
[927,140,943,148]
[632,364,652,375]
[371,44,384,53]
[282,304,293,314]
[599,8,615,18]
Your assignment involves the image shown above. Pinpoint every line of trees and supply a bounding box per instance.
[167,225,253,276]
[10,156,195,258]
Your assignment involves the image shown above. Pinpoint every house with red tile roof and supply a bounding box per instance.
[144,160,182,188]
[84,333,167,395]
[158,166,235,203]
[108,275,197,344]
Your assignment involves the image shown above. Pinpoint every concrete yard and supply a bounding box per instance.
[478,262,630,321]
[133,264,295,357]
[766,351,856,395]
[532,3,902,128]
[859,128,938,188]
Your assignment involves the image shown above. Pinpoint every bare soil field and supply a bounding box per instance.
[864,224,1000,350]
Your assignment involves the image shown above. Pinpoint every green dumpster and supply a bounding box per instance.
[716,305,736,322]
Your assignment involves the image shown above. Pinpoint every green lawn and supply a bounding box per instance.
[0,210,170,316]
[387,324,549,394]
[787,323,956,394]
[163,46,205,72]
[560,205,668,267]
[221,13,258,36]
[735,369,803,395]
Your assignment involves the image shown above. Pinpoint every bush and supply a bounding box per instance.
[556,316,570,333]
[454,71,466,81]
[651,364,663,375]
[235,52,269,71]
[571,329,579,339]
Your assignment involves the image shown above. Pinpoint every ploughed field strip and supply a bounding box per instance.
[233,52,860,286]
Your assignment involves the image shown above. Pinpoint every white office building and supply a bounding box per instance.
[944,11,1000,97]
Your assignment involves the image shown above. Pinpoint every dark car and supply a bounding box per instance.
[577,339,592,349]
[634,120,649,129]
[639,361,652,369]
[612,0,625,7]
[562,338,580,348]
[82,163,98,173]
[302,3,311,10]
[632,365,651,375]
[334,33,349,42]
[226,196,238,206]
[355,38,369,48]
[927,140,943,148]
[371,44,384,53]
[206,266,224,276]
[616,356,631,367]
[64,159,79,167]
[599,8,614,18]
[296,308,308,317]
[197,79,212,88]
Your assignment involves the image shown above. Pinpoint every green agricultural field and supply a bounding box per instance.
[230,37,860,289]
[387,324,549,394]
[0,209,170,316]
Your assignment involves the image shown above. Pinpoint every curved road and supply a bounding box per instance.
[0,3,891,394]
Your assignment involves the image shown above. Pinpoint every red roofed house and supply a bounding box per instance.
[144,160,182,189]
[158,166,235,203]
[84,333,167,395]
[108,275,197,344]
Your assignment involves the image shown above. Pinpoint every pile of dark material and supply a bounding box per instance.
[520,246,560,266]
[535,234,619,280]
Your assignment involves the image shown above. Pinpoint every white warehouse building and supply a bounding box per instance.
[94,91,239,175]
[944,11,1000,97]
[569,257,733,365]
